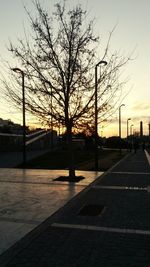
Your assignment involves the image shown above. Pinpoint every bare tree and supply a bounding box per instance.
[2,1,131,178]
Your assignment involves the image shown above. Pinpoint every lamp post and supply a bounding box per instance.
[12,68,26,167]
[95,60,107,171]
[119,104,125,139]
[119,104,125,153]
[130,124,134,136]
[127,118,131,139]
[50,86,53,149]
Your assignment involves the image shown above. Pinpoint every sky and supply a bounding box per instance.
[0,0,150,137]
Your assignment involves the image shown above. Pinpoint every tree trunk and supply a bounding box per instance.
[67,123,76,179]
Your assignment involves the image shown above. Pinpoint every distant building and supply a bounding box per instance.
[0,118,28,134]
[140,121,143,138]
[0,118,10,126]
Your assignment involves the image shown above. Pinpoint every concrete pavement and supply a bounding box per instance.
[0,168,102,256]
[0,149,150,266]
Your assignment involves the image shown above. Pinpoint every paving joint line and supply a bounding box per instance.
[0,217,40,225]
[52,222,150,236]
[0,179,87,187]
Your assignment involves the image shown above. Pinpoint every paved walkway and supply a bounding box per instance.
[0,149,150,266]
[0,168,102,256]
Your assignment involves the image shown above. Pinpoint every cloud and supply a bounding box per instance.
[121,116,150,129]
[132,102,150,111]
[130,115,150,122]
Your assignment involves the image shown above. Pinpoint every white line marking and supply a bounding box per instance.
[52,223,150,236]
[111,171,150,175]
[92,185,147,191]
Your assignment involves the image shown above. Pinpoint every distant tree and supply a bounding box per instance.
[105,136,128,149]
[2,0,131,177]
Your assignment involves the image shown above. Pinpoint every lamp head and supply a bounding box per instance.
[11,68,24,75]
[96,60,107,67]
[119,104,125,109]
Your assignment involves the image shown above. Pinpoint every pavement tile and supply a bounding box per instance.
[111,151,150,173]
[3,227,150,267]
[97,172,150,187]
[51,188,150,230]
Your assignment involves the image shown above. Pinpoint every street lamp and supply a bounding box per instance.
[119,104,125,139]
[12,68,26,167]
[127,118,131,139]
[95,60,107,171]
[130,124,134,136]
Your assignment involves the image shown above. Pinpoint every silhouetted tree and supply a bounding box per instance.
[2,1,131,178]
